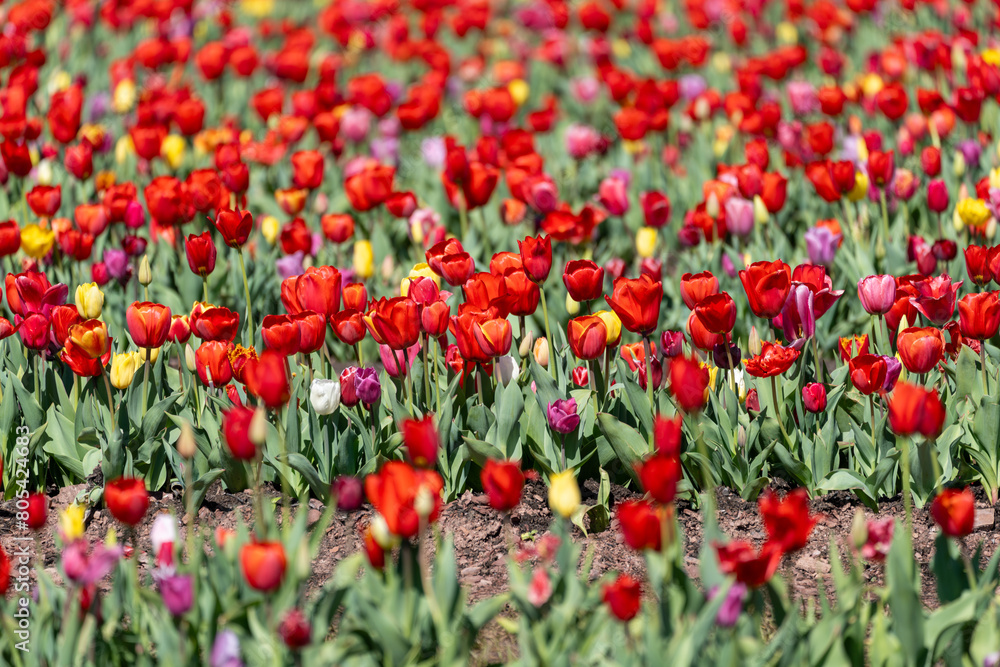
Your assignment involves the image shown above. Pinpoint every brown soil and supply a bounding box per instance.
[2,479,997,661]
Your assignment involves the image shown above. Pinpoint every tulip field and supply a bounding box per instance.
[6,0,1000,664]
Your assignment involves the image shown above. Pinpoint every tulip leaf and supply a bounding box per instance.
[886,519,925,666]
[616,358,652,439]
[462,436,503,467]
[140,391,180,442]
[10,371,44,430]
[931,533,969,605]
[596,412,642,485]
[955,345,980,403]
[284,453,327,497]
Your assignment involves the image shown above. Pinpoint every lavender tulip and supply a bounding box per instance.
[805,226,840,266]
[547,398,580,434]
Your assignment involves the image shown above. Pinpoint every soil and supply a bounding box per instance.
[2,478,997,663]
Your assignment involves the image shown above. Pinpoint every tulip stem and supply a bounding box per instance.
[770,375,790,445]
[202,276,209,303]
[724,342,736,393]
[870,315,882,355]
[237,250,255,347]
[402,348,414,415]
[879,190,891,249]
[900,435,913,537]
[354,343,362,367]
[539,287,557,380]
[422,335,431,409]
[432,343,442,414]
[141,348,151,419]
[253,451,264,538]
[276,412,292,533]
[101,367,116,426]
[981,344,989,395]
[176,346,185,393]
[812,336,822,383]
[643,336,655,447]
[34,352,42,406]
[458,202,469,240]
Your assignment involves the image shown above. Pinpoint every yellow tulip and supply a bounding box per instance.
[846,171,869,202]
[138,347,160,363]
[565,294,580,316]
[113,79,136,113]
[353,240,374,279]
[594,309,622,345]
[260,216,280,245]
[115,135,134,164]
[508,79,530,106]
[753,195,769,225]
[957,198,990,229]
[611,38,632,59]
[20,224,55,259]
[636,227,657,259]
[60,503,85,541]
[548,470,581,519]
[240,0,275,17]
[75,283,104,319]
[160,135,186,169]
[775,21,798,44]
[110,352,143,390]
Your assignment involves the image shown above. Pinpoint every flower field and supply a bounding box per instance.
[2,0,1000,664]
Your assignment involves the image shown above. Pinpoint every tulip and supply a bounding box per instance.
[603,575,642,622]
[104,477,149,526]
[402,415,438,468]
[223,406,257,461]
[562,260,604,302]
[127,302,172,349]
[567,315,607,360]
[857,275,896,315]
[240,541,287,592]
[802,383,827,413]
[195,341,234,387]
[157,573,194,616]
[547,398,580,435]
[714,541,783,588]
[310,379,341,415]
[25,492,47,531]
[758,488,818,553]
[278,609,312,649]
[670,355,709,413]
[481,459,525,511]
[185,232,217,280]
[679,271,719,310]
[740,260,792,320]
[848,354,888,395]
[958,292,1000,340]
[518,234,553,284]
[617,500,662,551]
[547,470,580,519]
[214,209,253,249]
[474,318,513,358]
[927,179,949,213]
[365,461,444,537]
[75,283,104,319]
[930,487,976,538]
[367,297,421,351]
[354,367,382,405]
[210,630,243,667]
[572,365,589,387]
[964,246,992,286]
[695,292,737,335]
[910,275,961,325]
[605,275,662,335]
[636,452,681,504]
[889,382,945,439]
[245,350,291,408]
[261,314,300,356]
[804,226,840,266]
[67,320,111,360]
[896,327,944,374]
[743,341,800,378]
[110,351,142,389]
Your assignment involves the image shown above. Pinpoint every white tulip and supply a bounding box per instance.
[310,379,341,415]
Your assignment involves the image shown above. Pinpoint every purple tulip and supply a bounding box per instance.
[157,573,194,616]
[354,367,382,405]
[709,582,747,628]
[276,252,306,280]
[660,330,685,358]
[63,541,125,585]
[104,249,131,282]
[805,226,841,266]
[774,284,815,349]
[984,653,999,667]
[882,355,901,392]
[720,252,738,278]
[547,398,580,434]
[958,139,982,169]
[210,630,244,667]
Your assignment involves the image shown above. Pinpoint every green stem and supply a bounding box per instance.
[422,335,431,411]
[812,335,823,383]
[981,343,989,396]
[433,342,442,414]
[900,435,913,537]
[770,375,790,444]
[101,367,116,426]
[539,287,556,380]
[643,336,655,448]
[202,276,209,303]
[141,348,151,419]
[879,190,891,246]
[237,250,255,346]
[458,202,469,240]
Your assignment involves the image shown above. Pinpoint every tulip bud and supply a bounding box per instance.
[851,508,868,551]
[533,337,550,367]
[705,192,720,218]
[748,326,762,354]
[138,346,160,363]
[565,294,580,315]
[414,486,435,518]
[753,195,769,225]
[185,344,196,372]
[138,255,152,286]
[370,514,399,549]
[310,379,341,415]
[548,470,581,519]
[519,331,534,358]
[261,216,280,245]
[110,351,142,389]
[353,240,374,279]
[177,420,196,459]
[953,151,966,178]
[249,406,268,445]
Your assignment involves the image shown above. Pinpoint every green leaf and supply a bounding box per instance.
[596,412,643,485]
[285,453,327,497]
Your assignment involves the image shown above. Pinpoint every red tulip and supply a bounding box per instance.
[636,452,681,505]
[895,327,944,374]
[715,541,783,588]
[930,487,975,537]
[909,275,961,325]
[366,297,420,350]
[740,260,791,320]
[603,574,642,621]
[261,314,301,356]
[185,232,217,277]
[743,341,800,378]
[694,292,736,335]
[104,477,149,526]
[126,302,172,349]
[292,311,326,354]
[291,150,324,190]
[617,500,662,552]
[669,355,708,413]
[518,235,552,283]
[402,415,438,468]
[758,488,818,553]
[481,459,525,511]
[567,315,607,360]
[802,383,827,413]
[562,260,604,302]
[605,275,662,335]
[214,209,253,249]
[190,305,240,342]
[848,354,888,395]
[679,271,719,309]
[889,382,945,438]
[364,461,444,538]
[958,292,1000,340]
[25,492,47,530]
[245,349,291,408]
[281,266,343,319]
[223,405,257,460]
[195,340,233,386]
[240,541,287,592]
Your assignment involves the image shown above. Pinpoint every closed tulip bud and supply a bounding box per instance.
[310,379,341,415]
[548,470,581,519]
[75,282,104,319]
[519,331,534,358]
[635,227,657,258]
[705,192,720,218]
[565,294,580,315]
[110,351,142,389]
[184,344,196,372]
[953,151,966,178]
[748,326,761,355]
[139,255,153,287]
[533,337,549,367]
[753,195,769,225]
[177,420,196,459]
[850,508,868,550]
[249,406,268,445]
